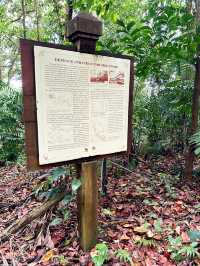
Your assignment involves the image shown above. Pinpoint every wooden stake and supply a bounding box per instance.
[78,161,98,250]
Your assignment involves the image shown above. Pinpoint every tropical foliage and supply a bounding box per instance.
[0,81,23,163]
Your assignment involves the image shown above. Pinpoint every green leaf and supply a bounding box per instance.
[115,249,131,263]
[62,194,73,205]
[49,217,63,226]
[62,210,70,221]
[91,243,108,266]
[102,208,113,216]
[116,19,125,28]
[154,219,163,233]
[72,178,81,192]
[188,230,200,242]
[48,187,61,199]
[51,167,66,182]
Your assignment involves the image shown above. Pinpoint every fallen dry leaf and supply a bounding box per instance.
[41,249,56,263]
[181,231,190,243]
[134,225,148,234]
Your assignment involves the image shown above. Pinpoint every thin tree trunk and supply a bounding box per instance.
[21,0,26,39]
[184,0,200,178]
[184,53,200,178]
[64,0,73,41]
[34,0,40,41]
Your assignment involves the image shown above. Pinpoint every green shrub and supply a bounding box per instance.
[190,130,200,156]
[0,81,24,163]
[91,243,109,266]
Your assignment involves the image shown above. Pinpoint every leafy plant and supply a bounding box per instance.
[178,242,199,259]
[91,243,109,266]
[159,173,178,199]
[34,166,81,227]
[71,178,82,192]
[188,230,200,242]
[134,237,157,247]
[167,236,199,262]
[167,236,183,262]
[0,81,24,163]
[154,218,163,233]
[57,255,68,266]
[190,130,200,156]
[115,249,132,264]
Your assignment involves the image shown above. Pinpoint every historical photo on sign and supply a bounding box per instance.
[90,70,108,83]
[34,46,131,164]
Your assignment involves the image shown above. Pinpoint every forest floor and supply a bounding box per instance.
[0,155,200,266]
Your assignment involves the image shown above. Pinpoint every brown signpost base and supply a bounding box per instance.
[68,12,102,251]
[78,162,98,250]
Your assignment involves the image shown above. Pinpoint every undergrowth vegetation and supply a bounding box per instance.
[0,81,24,163]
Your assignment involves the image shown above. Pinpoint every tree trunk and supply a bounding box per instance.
[64,0,73,41]
[21,0,26,39]
[184,0,200,179]
[184,54,200,178]
[34,0,40,41]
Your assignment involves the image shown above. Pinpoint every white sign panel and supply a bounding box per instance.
[34,46,131,164]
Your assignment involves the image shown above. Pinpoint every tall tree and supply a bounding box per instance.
[184,0,200,178]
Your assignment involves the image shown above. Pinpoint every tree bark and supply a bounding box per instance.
[184,0,200,179]
[21,0,26,39]
[64,0,73,41]
[184,55,200,178]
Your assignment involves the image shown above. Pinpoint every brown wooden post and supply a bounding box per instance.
[68,12,102,251]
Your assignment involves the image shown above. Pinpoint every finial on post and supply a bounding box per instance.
[68,12,103,52]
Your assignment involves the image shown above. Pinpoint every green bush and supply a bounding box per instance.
[0,81,24,163]
[133,80,192,155]
[190,130,200,156]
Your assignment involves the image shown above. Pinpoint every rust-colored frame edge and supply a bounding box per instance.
[20,39,134,170]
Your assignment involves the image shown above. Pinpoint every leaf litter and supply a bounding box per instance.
[0,155,200,265]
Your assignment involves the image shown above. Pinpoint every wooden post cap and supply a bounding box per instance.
[68,12,103,42]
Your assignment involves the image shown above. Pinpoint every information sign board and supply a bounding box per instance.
[20,40,133,169]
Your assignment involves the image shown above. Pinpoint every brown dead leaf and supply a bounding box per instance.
[153,234,162,240]
[175,226,181,235]
[123,223,134,228]
[134,235,141,241]
[34,230,45,249]
[108,229,117,238]
[44,227,54,249]
[181,231,190,243]
[0,251,9,266]
[134,226,148,234]
[145,257,153,266]
[147,230,154,238]
[41,249,55,263]
[120,233,130,240]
